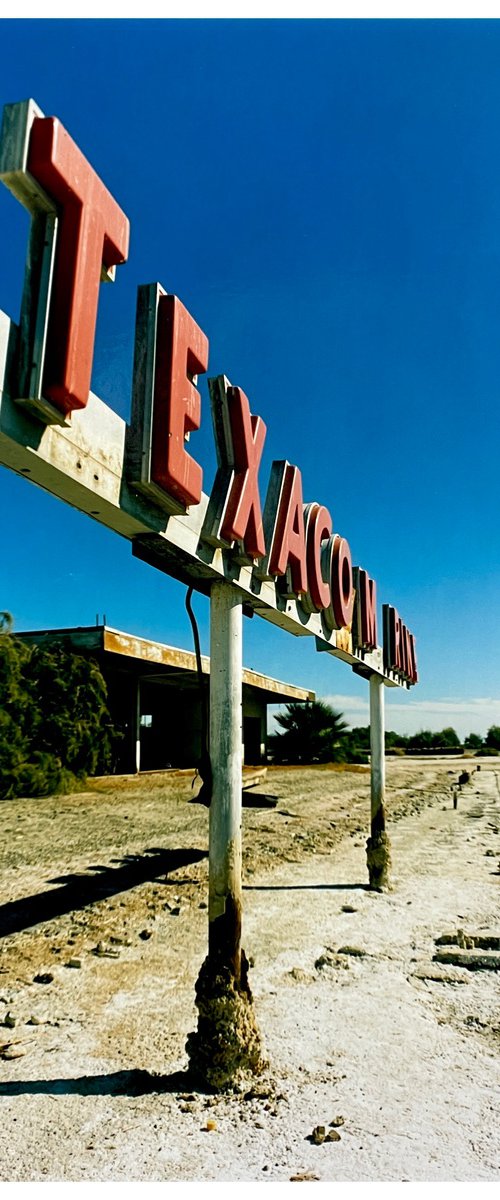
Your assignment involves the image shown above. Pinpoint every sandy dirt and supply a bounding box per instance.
[0,757,499,1182]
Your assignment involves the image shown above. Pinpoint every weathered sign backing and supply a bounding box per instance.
[0,98,417,692]
[0,95,420,1085]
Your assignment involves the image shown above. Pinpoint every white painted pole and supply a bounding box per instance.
[369,673,385,832]
[367,672,391,889]
[187,580,264,1088]
[208,580,243,978]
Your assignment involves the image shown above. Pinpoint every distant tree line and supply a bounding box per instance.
[0,613,119,800]
[269,699,500,765]
[381,726,500,756]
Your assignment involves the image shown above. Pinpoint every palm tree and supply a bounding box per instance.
[269,699,348,764]
[0,611,13,633]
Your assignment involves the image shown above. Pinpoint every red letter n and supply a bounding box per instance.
[355,568,378,650]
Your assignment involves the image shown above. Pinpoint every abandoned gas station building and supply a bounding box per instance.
[17,625,314,775]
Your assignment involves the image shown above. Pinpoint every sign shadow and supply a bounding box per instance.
[0,1067,211,1098]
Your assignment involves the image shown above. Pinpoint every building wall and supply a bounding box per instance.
[16,630,280,772]
[128,678,267,771]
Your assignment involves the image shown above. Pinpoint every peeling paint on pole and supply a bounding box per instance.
[366,673,392,891]
[187,583,266,1090]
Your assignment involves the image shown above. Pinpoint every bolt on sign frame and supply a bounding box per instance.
[0,100,418,1073]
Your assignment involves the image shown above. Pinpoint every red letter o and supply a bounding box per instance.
[302,503,332,614]
[322,535,354,631]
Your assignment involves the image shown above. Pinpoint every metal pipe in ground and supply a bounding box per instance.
[366,673,392,890]
[186,581,265,1090]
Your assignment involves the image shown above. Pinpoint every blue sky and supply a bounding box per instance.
[0,18,499,738]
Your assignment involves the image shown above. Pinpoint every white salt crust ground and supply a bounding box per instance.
[0,759,498,1182]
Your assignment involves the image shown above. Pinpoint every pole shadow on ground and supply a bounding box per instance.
[243,882,369,892]
[0,848,207,938]
[0,1068,209,1097]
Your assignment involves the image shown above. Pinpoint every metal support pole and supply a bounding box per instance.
[186,581,265,1090]
[370,673,386,836]
[208,580,243,979]
[366,673,392,890]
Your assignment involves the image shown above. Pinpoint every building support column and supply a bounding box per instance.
[187,582,266,1090]
[134,677,141,773]
[124,674,141,774]
[366,673,392,890]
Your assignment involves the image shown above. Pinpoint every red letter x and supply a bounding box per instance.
[220,387,267,560]
[27,117,130,416]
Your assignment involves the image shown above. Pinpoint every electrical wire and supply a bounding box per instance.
[185,585,212,805]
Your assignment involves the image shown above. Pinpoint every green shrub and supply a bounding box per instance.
[0,619,118,800]
[340,746,370,765]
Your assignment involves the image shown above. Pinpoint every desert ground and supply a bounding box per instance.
[0,756,499,1183]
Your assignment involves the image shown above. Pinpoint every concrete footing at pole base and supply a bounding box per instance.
[366,830,392,891]
[186,950,267,1091]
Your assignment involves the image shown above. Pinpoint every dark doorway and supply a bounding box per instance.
[243,716,262,764]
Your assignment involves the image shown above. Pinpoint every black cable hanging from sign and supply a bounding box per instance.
[185,585,212,806]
